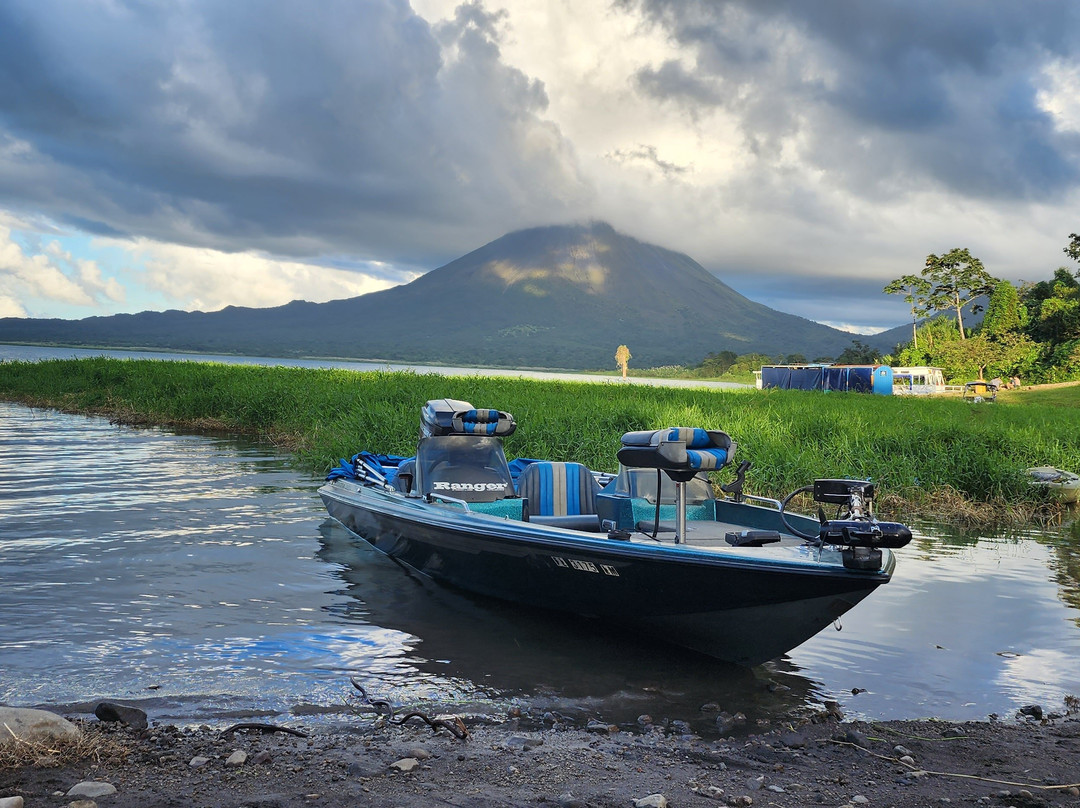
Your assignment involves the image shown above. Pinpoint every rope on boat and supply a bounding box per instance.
[348,677,470,741]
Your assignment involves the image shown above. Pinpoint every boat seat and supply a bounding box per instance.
[393,458,415,494]
[517,461,602,530]
[617,427,735,480]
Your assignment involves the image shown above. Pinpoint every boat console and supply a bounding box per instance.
[611,426,912,567]
[420,398,516,438]
[414,400,517,504]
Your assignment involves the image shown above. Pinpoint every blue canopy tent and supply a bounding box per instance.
[760,365,893,395]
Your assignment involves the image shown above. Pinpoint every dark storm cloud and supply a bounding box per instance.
[634,60,724,108]
[0,0,592,274]
[725,270,910,334]
[626,0,1080,200]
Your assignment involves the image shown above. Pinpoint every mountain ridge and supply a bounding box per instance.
[0,222,902,369]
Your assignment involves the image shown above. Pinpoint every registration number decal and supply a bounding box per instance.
[551,556,619,576]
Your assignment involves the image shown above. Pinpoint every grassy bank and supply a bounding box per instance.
[2,357,1079,523]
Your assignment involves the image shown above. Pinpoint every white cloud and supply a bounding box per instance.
[109,238,408,311]
[0,225,119,316]
[405,0,1080,332]
[1037,58,1080,134]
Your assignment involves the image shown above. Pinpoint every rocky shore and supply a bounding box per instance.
[3,703,1080,808]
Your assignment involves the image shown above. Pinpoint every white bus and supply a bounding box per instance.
[891,366,947,395]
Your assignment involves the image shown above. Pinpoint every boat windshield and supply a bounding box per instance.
[416,435,515,502]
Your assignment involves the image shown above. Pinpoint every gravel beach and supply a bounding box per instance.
[3,705,1079,808]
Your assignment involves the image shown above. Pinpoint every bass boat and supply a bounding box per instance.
[319,399,912,665]
[1027,466,1080,504]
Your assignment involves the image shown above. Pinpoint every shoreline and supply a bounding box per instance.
[3,708,1079,807]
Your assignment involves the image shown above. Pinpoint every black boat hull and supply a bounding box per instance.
[320,480,892,665]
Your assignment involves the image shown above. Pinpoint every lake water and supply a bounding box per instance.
[3,401,1080,733]
[0,343,748,390]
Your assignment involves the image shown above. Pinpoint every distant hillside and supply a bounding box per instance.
[873,304,988,356]
[0,222,898,369]
[872,321,917,353]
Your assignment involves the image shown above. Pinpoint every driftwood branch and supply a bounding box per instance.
[219,722,308,738]
[349,677,469,741]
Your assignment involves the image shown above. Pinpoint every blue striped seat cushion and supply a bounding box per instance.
[654,427,728,469]
[452,409,515,436]
[517,461,600,516]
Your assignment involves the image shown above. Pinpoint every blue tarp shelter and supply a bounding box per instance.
[760,365,892,395]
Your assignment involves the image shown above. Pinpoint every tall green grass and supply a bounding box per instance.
[3,357,1079,521]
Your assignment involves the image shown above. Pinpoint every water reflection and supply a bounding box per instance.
[3,401,1080,731]
[788,519,1080,720]
[1052,521,1080,625]
[315,519,815,732]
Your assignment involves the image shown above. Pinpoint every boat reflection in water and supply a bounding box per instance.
[316,518,820,734]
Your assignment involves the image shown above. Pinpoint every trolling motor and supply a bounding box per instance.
[780,479,912,570]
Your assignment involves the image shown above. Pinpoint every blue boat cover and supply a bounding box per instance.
[326,452,411,483]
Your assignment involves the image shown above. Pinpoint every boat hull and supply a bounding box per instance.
[320,480,892,666]
[1027,466,1080,504]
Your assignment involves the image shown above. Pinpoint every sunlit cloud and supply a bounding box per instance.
[103,238,412,312]
[0,221,126,317]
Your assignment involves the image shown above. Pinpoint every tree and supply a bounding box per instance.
[1065,233,1080,263]
[922,248,998,340]
[834,339,881,364]
[936,332,1037,382]
[980,280,1026,339]
[615,344,631,378]
[893,316,962,368]
[883,274,932,350]
[697,350,737,376]
[1022,269,1080,344]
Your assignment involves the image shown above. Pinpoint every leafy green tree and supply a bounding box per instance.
[1065,233,1080,263]
[1020,269,1080,344]
[728,353,775,374]
[1036,294,1080,343]
[834,340,881,364]
[893,317,959,368]
[922,248,998,340]
[696,350,738,376]
[1021,267,1079,310]
[980,280,1026,339]
[883,274,932,350]
[783,353,807,364]
[1045,338,1080,382]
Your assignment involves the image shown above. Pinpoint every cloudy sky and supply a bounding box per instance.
[1,0,1078,333]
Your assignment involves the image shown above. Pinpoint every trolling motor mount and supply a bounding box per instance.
[780,478,912,569]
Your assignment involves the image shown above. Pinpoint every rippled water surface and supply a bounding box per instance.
[2,401,1080,732]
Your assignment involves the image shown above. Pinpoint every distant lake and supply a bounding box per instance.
[0,344,749,390]
[3,401,1080,731]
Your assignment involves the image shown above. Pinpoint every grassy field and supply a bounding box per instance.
[997,381,1080,408]
[2,357,1079,523]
